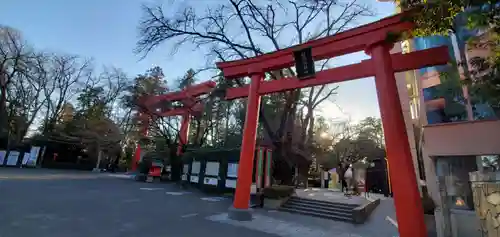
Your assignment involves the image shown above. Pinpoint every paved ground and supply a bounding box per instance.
[295,188,369,205]
[0,168,400,237]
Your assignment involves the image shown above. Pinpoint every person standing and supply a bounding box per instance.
[344,164,353,195]
[259,188,265,208]
[323,171,330,188]
[251,188,265,208]
[342,178,348,192]
[338,162,348,192]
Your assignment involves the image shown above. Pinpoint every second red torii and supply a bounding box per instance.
[140,81,216,156]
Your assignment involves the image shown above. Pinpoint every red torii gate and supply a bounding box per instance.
[131,81,216,172]
[217,13,449,237]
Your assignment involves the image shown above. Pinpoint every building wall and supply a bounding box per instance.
[424,120,500,156]
[470,171,500,237]
[414,35,459,124]
[415,28,497,123]
[413,27,498,237]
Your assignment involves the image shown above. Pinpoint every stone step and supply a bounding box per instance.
[283,200,353,214]
[278,196,359,222]
[289,196,359,209]
[281,203,353,218]
[279,206,354,222]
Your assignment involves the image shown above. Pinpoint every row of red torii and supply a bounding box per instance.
[133,12,449,237]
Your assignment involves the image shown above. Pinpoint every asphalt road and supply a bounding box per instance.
[0,168,402,237]
[0,168,279,237]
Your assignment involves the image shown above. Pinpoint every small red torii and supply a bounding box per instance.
[217,12,447,237]
[131,81,216,172]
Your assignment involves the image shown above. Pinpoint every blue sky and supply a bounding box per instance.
[0,0,396,123]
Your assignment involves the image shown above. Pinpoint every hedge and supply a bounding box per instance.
[263,185,295,199]
[181,147,241,162]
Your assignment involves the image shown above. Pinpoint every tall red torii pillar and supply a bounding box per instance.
[131,112,147,172]
[217,12,449,237]
[131,81,216,171]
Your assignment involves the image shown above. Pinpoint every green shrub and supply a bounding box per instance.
[138,159,152,175]
[263,185,295,199]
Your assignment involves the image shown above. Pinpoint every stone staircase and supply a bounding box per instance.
[279,196,358,222]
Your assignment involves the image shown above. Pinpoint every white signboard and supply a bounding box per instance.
[190,175,199,183]
[0,150,6,165]
[6,151,19,166]
[205,162,220,176]
[181,174,187,181]
[227,163,239,178]
[22,146,41,166]
[21,153,30,165]
[225,179,237,188]
[191,162,201,175]
[183,164,189,174]
[203,177,218,186]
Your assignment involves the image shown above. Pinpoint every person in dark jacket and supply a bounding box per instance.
[338,162,348,192]
[259,188,265,208]
[251,188,265,208]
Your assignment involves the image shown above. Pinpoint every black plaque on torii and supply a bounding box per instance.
[293,47,315,79]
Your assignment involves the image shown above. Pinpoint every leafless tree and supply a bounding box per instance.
[0,26,34,138]
[6,52,52,141]
[41,54,93,134]
[93,66,131,125]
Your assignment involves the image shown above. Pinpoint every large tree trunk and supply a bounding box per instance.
[0,84,6,137]
[94,144,102,171]
[169,143,182,182]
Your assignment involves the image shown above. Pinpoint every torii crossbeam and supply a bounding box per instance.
[132,81,216,172]
[217,12,448,237]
